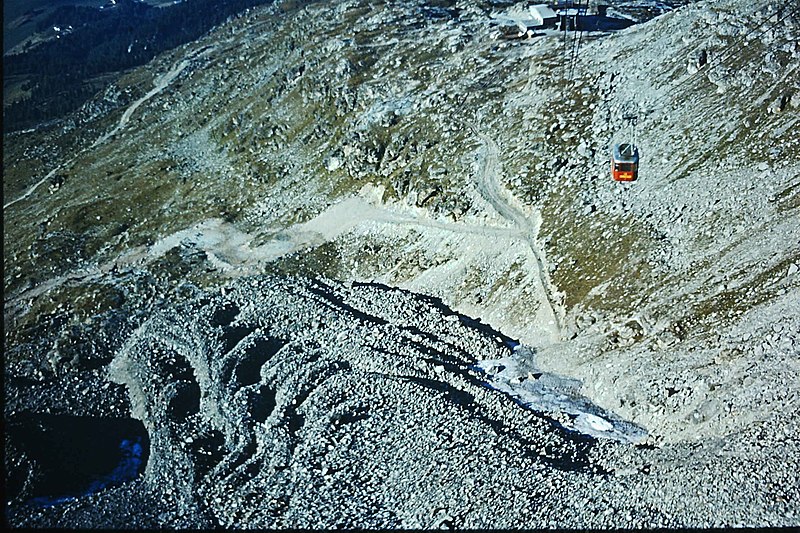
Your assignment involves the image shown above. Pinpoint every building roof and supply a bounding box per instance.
[529,4,557,20]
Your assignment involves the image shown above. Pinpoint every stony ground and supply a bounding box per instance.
[3,0,799,528]
[7,276,800,528]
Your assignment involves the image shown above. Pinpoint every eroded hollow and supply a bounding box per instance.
[6,413,149,507]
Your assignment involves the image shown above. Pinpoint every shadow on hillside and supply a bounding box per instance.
[351,280,519,349]
[570,14,635,31]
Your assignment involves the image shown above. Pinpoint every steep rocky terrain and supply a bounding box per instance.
[8,276,799,528]
[4,0,799,528]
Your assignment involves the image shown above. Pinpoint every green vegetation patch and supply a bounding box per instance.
[268,240,343,280]
[685,253,800,333]
[5,278,125,356]
[542,186,657,314]
[773,181,800,213]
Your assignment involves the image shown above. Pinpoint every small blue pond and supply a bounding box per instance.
[8,414,149,508]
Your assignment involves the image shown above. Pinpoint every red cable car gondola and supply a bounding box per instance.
[611,142,639,182]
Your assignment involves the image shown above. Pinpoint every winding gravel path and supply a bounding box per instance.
[3,46,214,211]
[473,129,564,344]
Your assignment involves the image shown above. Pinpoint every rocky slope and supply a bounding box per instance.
[8,276,800,528]
[4,0,800,528]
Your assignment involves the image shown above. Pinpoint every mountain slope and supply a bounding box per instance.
[3,0,799,527]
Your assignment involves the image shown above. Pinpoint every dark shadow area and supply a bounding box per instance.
[210,301,240,327]
[400,324,479,364]
[188,429,226,478]
[396,373,602,474]
[309,280,389,327]
[235,337,287,386]
[153,345,195,382]
[330,405,370,427]
[419,3,460,21]
[6,413,149,507]
[483,408,602,474]
[341,280,611,472]
[3,0,278,132]
[282,360,349,437]
[401,375,476,409]
[220,324,257,354]
[249,384,277,424]
[168,379,201,418]
[285,408,306,437]
[352,281,518,351]
[350,281,609,469]
[569,14,635,31]
[210,439,258,486]
[455,312,519,349]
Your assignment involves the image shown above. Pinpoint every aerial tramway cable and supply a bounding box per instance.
[572,0,587,79]
[605,3,798,182]
[567,1,578,79]
[567,0,587,81]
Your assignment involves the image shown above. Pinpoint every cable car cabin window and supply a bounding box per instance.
[614,163,636,171]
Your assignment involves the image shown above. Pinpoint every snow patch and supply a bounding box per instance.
[474,345,648,444]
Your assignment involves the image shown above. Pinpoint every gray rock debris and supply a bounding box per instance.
[13,275,796,529]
